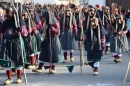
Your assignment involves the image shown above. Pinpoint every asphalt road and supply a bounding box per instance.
[0,41,130,86]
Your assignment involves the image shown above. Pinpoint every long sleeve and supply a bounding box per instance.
[51,22,60,36]
[73,23,78,35]
[21,26,28,36]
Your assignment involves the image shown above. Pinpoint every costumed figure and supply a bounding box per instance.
[111,8,119,21]
[0,7,4,46]
[85,18,107,75]
[117,6,122,15]
[82,6,88,31]
[82,6,88,54]
[73,6,84,49]
[33,8,43,57]
[102,6,111,54]
[22,9,37,69]
[26,7,42,69]
[110,14,129,63]
[84,6,99,64]
[32,10,62,74]
[126,9,130,38]
[1,6,28,85]
[0,7,4,69]
[60,8,77,63]
[95,4,102,18]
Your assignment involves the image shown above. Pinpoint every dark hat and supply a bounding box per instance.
[88,5,93,8]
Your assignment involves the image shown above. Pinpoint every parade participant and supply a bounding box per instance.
[33,8,43,48]
[111,8,119,20]
[60,8,77,63]
[101,6,105,11]
[73,6,84,48]
[54,5,61,21]
[95,4,102,18]
[59,4,66,19]
[126,9,130,19]
[85,6,100,33]
[50,6,59,20]
[117,6,122,14]
[85,6,100,64]
[0,7,4,41]
[82,6,89,54]
[28,7,42,68]
[110,3,117,13]
[32,10,61,74]
[82,6,88,30]
[86,18,106,75]
[102,6,111,54]
[110,15,129,63]
[1,6,28,85]
[22,9,37,69]
[0,7,4,70]
[126,9,130,38]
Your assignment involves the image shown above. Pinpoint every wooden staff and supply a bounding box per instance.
[79,20,84,74]
[20,0,23,14]
[48,12,52,76]
[12,0,28,84]
[122,61,130,86]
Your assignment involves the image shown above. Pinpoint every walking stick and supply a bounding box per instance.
[79,20,84,74]
[49,28,52,76]
[12,0,28,84]
[48,12,52,76]
[20,0,23,14]
[122,61,130,86]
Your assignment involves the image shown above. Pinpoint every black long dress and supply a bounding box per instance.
[86,24,107,62]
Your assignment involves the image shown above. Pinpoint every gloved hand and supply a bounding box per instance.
[114,32,119,35]
[48,24,53,29]
[17,27,22,32]
[79,38,83,41]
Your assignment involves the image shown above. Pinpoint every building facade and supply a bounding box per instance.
[106,0,130,10]
[79,0,106,7]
